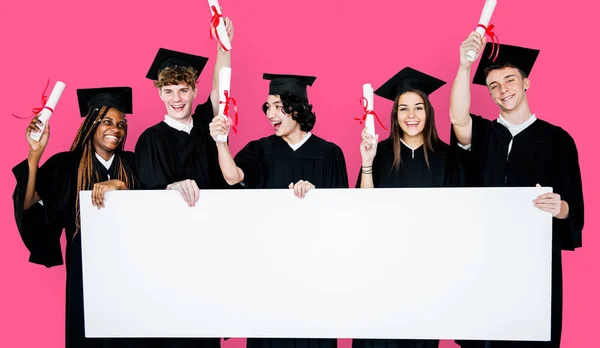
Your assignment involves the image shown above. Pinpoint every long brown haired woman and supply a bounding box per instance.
[357,67,460,190]
[354,68,465,348]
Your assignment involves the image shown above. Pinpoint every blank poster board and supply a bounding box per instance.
[80,187,552,341]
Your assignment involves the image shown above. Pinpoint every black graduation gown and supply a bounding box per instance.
[352,138,454,348]
[452,115,584,348]
[133,97,223,348]
[236,134,348,348]
[135,97,225,190]
[355,138,461,189]
[234,134,349,189]
[12,150,148,348]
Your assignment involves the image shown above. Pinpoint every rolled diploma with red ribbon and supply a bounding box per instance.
[30,81,66,142]
[208,0,232,51]
[363,84,376,140]
[466,0,497,62]
[216,67,231,143]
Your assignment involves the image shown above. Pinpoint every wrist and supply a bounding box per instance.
[458,64,472,74]
[216,142,228,149]
[27,150,42,165]
[557,200,570,219]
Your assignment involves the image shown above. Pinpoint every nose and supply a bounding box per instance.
[107,124,124,136]
[267,106,277,119]
[172,91,182,102]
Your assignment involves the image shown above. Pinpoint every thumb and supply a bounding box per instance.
[288,182,294,189]
[536,183,541,187]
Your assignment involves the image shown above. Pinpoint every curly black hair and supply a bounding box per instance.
[262,92,316,132]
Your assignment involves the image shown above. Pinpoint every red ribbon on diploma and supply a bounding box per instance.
[12,79,54,119]
[354,97,388,131]
[210,5,229,52]
[220,90,238,134]
[477,24,500,62]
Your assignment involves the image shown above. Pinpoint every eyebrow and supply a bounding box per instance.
[488,74,517,87]
[398,102,425,106]
[103,116,127,124]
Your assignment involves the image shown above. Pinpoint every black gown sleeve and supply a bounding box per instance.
[449,114,493,187]
[552,129,584,250]
[192,96,215,129]
[119,151,142,190]
[443,144,468,188]
[234,140,263,188]
[134,131,171,190]
[323,144,349,188]
[12,157,65,267]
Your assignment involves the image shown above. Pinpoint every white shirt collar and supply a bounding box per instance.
[94,153,115,170]
[163,115,194,134]
[497,114,537,137]
[288,132,312,151]
[400,138,423,151]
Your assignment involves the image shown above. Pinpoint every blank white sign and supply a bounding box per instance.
[79,187,552,341]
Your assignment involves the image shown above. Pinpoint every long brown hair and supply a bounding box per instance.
[390,89,444,170]
[70,106,137,238]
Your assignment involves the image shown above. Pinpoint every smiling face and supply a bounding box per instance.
[92,107,127,154]
[485,66,530,113]
[159,83,198,123]
[396,91,426,140]
[263,94,301,137]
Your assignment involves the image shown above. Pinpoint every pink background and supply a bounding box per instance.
[0,0,597,347]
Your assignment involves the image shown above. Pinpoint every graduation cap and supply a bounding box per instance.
[263,73,317,101]
[76,87,133,117]
[374,67,446,101]
[145,48,209,81]
[473,43,540,86]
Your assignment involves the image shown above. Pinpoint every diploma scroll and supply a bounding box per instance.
[216,67,231,143]
[30,81,66,142]
[466,0,497,62]
[208,0,232,51]
[362,84,376,140]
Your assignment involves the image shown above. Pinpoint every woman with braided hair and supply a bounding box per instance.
[12,87,142,348]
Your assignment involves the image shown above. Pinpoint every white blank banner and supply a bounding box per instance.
[79,187,552,341]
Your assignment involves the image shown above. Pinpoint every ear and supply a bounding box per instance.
[192,87,198,100]
[524,78,531,92]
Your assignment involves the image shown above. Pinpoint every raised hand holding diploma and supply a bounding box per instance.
[466,0,498,62]
[208,0,232,51]
[355,83,387,141]
[15,80,65,142]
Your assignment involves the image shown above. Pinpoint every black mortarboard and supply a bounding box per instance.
[374,67,446,101]
[76,87,133,117]
[473,43,540,86]
[263,73,317,101]
[145,48,209,80]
